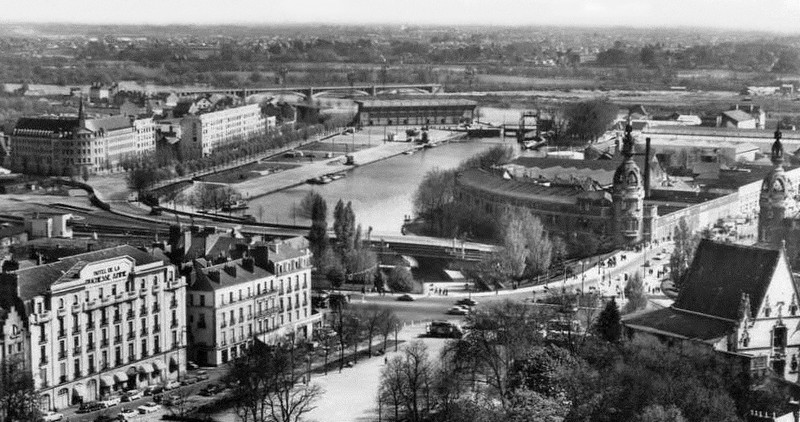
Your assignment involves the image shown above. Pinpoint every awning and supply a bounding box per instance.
[72,384,86,398]
[100,376,114,387]
[126,367,139,376]
[138,365,149,374]
[113,372,128,383]
[152,360,167,372]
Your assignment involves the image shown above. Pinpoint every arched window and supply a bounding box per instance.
[59,298,64,309]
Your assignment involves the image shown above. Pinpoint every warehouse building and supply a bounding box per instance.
[354,99,476,126]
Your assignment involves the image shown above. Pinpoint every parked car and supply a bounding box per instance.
[160,394,181,406]
[446,306,469,315]
[397,294,414,302]
[117,408,137,421]
[94,415,116,422]
[121,389,142,402]
[137,402,161,414]
[195,370,209,381]
[77,402,104,413]
[143,385,164,396]
[200,383,221,396]
[40,411,64,421]
[164,380,181,390]
[99,395,121,408]
[455,298,478,307]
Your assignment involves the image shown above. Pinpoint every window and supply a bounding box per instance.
[200,295,205,307]
[774,325,788,350]
[198,314,206,329]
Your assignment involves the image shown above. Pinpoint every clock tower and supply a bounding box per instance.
[613,122,645,247]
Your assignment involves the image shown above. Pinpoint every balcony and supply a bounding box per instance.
[31,311,52,324]
[57,307,67,317]
[247,314,253,321]
[73,346,82,354]
[238,317,244,324]
[71,303,81,314]
[57,329,66,339]
[141,351,149,359]
[115,359,123,367]
[59,375,67,384]
[72,325,82,334]
[113,315,121,324]
[101,362,109,371]
[220,321,227,328]
[171,319,178,328]
[139,287,149,296]
[40,357,48,366]
[58,351,66,360]
[152,283,161,292]
[113,335,122,345]
[140,306,148,316]
[153,325,161,333]
[127,332,136,340]
[154,346,161,353]
[141,327,149,336]
[85,299,102,311]
[170,300,178,309]
[86,321,95,330]
[126,290,138,301]
[87,342,95,350]
[152,304,161,313]
[115,291,125,301]
[100,319,109,327]
[39,336,48,344]
[127,311,135,321]
[87,366,95,375]
[101,338,109,347]
[166,279,184,291]
[74,370,82,379]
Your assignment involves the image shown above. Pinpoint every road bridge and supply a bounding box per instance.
[175,83,443,100]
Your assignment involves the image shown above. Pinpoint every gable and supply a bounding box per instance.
[754,253,799,319]
[674,240,780,320]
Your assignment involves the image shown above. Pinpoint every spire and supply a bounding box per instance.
[622,119,634,159]
[78,94,85,128]
[772,128,784,166]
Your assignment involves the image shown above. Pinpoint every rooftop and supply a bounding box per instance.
[191,258,273,292]
[355,99,477,108]
[721,109,756,123]
[456,168,593,205]
[643,126,800,140]
[622,306,735,343]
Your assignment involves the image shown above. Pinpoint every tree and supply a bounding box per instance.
[501,209,553,279]
[413,168,456,225]
[357,305,389,357]
[332,200,356,252]
[378,310,401,353]
[378,342,435,422]
[308,194,329,259]
[564,98,617,144]
[0,356,39,422]
[127,166,158,195]
[227,340,322,422]
[636,405,687,422]
[623,272,647,313]
[387,266,415,293]
[594,298,621,343]
[297,191,323,219]
[670,217,700,292]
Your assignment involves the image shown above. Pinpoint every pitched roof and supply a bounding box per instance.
[190,258,273,291]
[622,307,736,342]
[674,240,781,320]
[13,245,162,302]
[14,117,79,134]
[722,109,756,123]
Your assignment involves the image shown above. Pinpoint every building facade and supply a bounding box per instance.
[186,237,318,366]
[355,99,476,126]
[612,124,645,246]
[0,246,187,411]
[178,104,265,161]
[11,106,156,175]
[623,240,800,382]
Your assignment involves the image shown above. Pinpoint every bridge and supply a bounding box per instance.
[240,226,498,262]
[175,83,443,100]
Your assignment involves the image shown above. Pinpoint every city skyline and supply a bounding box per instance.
[2,0,800,33]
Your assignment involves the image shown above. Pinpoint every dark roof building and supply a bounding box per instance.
[623,240,800,380]
[355,99,476,126]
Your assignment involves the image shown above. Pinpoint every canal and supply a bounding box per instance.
[248,138,512,234]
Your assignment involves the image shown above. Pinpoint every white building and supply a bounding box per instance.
[186,237,318,366]
[0,245,187,411]
[178,104,265,161]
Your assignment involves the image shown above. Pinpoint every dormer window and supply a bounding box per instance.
[765,306,772,318]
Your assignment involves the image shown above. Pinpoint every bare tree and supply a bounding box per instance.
[358,304,386,356]
[0,356,39,422]
[227,339,322,422]
[377,341,435,422]
[377,309,399,353]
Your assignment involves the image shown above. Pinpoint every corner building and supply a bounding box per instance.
[186,237,319,366]
[0,246,187,411]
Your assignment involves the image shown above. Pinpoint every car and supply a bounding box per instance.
[446,306,469,315]
[159,394,181,406]
[187,362,200,371]
[77,402,105,413]
[455,298,478,307]
[195,370,209,381]
[94,415,116,422]
[137,402,161,414]
[99,395,121,408]
[40,411,64,421]
[199,383,221,396]
[117,408,137,421]
[143,385,164,396]
[397,294,415,302]
[164,380,181,390]
[121,389,142,402]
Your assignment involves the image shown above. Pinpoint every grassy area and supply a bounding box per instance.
[197,162,300,184]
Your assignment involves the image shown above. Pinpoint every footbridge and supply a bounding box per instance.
[175,83,443,100]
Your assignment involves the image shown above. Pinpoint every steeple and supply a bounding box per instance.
[77,94,85,128]
[772,128,784,166]
[612,121,644,247]
[759,127,796,243]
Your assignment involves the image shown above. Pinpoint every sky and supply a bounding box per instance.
[2,0,800,32]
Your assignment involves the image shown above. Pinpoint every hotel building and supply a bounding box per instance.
[186,237,318,366]
[0,245,187,411]
[178,103,265,161]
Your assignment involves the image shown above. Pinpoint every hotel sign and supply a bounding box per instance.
[80,259,133,285]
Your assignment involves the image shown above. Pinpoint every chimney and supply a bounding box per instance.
[644,137,651,198]
[242,257,255,272]
[252,244,270,270]
[224,265,237,278]
[2,259,19,273]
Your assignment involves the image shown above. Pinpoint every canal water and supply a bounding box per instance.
[248,138,511,234]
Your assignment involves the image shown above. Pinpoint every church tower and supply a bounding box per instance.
[613,122,644,247]
[759,129,796,244]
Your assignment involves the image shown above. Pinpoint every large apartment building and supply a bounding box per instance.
[10,103,156,176]
[186,237,318,366]
[0,245,187,411]
[177,103,265,160]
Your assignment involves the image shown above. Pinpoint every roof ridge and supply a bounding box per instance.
[670,306,737,323]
